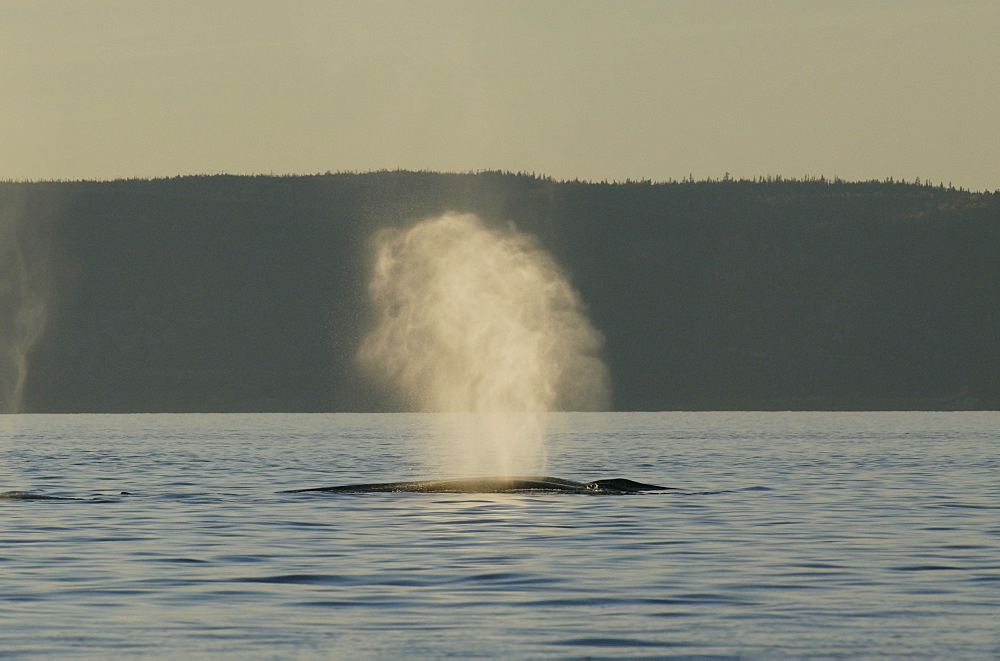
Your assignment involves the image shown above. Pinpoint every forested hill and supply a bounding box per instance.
[3,172,998,412]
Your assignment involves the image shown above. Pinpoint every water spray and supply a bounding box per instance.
[358,212,610,476]
[0,203,49,414]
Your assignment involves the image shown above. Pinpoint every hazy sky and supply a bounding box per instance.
[3,0,998,190]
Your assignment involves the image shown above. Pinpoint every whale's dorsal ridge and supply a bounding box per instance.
[283,475,672,494]
[585,478,671,492]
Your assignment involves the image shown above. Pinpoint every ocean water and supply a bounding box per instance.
[1,412,998,659]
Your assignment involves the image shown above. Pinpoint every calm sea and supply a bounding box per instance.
[2,412,998,659]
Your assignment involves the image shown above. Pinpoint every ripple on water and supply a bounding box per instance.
[2,412,999,659]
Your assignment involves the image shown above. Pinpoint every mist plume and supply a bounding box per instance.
[358,212,610,476]
[0,203,49,414]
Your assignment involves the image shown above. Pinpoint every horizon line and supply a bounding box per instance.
[2,169,996,193]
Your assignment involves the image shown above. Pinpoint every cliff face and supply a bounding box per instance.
[3,172,998,412]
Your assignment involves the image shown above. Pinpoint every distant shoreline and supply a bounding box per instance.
[3,172,998,413]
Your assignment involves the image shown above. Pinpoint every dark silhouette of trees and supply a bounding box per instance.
[2,172,997,412]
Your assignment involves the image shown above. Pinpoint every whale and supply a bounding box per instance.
[282,476,672,495]
[0,491,81,501]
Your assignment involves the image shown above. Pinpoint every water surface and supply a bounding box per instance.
[2,412,998,658]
